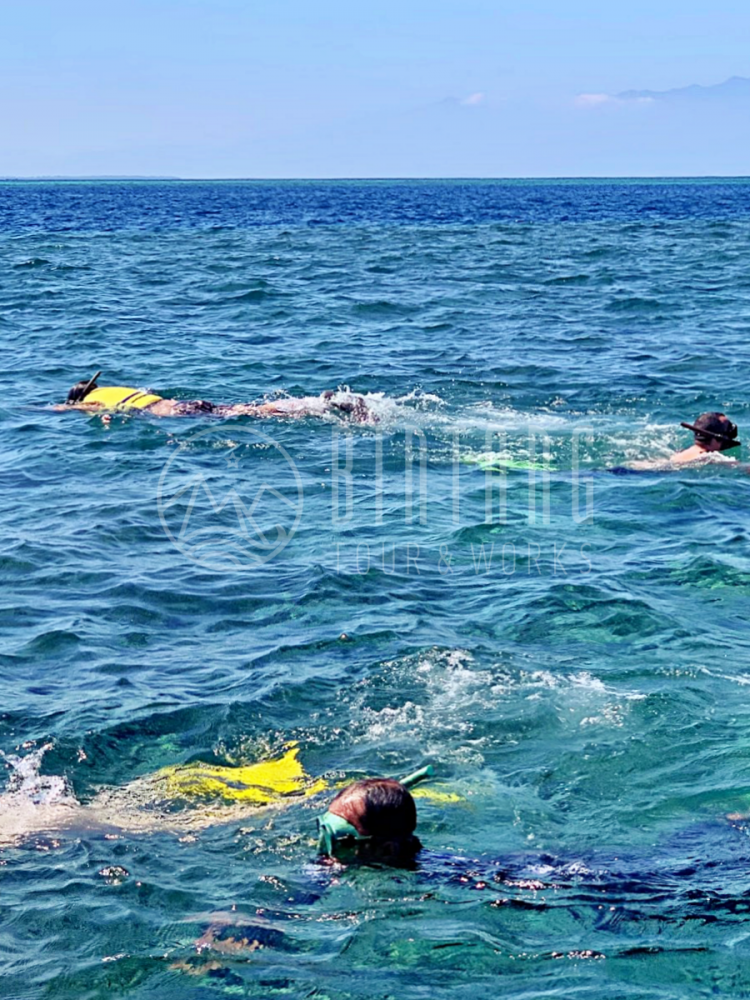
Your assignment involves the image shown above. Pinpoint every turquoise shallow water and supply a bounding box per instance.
[3,179,750,998]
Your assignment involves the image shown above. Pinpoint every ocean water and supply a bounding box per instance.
[2,179,750,999]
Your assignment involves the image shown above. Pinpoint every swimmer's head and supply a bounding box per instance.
[318,777,421,863]
[321,390,377,424]
[680,412,740,451]
[321,389,355,415]
[67,371,101,404]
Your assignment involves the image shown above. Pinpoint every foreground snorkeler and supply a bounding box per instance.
[175,775,427,973]
[0,743,430,848]
[59,371,378,424]
[316,773,426,864]
[626,412,741,470]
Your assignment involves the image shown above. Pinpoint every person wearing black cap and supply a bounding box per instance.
[671,412,741,465]
[624,411,742,471]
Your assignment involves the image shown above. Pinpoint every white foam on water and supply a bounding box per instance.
[349,648,492,763]
[0,743,82,845]
[396,388,445,406]
[256,387,435,429]
[348,650,647,765]
[454,403,573,433]
[1,743,71,803]
[699,666,750,688]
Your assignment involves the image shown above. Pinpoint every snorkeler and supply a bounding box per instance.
[0,742,431,849]
[316,775,425,863]
[625,411,741,470]
[173,773,428,974]
[59,371,377,424]
[670,412,741,464]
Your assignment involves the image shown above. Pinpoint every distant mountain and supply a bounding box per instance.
[618,76,750,102]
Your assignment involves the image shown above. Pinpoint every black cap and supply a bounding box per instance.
[680,412,741,449]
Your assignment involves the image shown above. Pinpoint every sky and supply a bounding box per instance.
[2,0,750,177]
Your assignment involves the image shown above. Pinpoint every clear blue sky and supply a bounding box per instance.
[2,0,749,177]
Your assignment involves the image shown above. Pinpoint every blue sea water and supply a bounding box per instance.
[3,179,750,999]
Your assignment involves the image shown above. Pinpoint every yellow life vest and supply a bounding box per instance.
[156,745,328,804]
[83,386,163,411]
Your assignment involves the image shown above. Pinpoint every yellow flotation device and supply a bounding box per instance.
[151,745,463,809]
[83,386,163,411]
[156,745,328,804]
[412,787,463,804]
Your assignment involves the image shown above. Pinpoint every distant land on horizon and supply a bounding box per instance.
[618,75,750,102]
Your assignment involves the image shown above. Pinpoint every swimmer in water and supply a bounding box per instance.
[182,773,750,978]
[58,372,378,424]
[316,776,422,864]
[176,776,425,973]
[0,743,327,847]
[628,411,741,470]
[671,412,740,464]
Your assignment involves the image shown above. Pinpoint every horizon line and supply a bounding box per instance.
[3,174,750,182]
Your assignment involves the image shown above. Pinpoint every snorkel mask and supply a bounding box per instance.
[316,765,434,856]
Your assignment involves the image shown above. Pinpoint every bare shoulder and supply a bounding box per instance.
[628,457,674,471]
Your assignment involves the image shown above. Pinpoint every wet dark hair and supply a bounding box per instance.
[329,778,418,840]
[67,380,93,403]
[683,412,739,450]
[67,371,101,404]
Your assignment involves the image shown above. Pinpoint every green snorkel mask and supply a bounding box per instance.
[316,765,434,856]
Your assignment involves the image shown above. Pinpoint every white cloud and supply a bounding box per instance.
[461,92,485,106]
[573,94,654,108]
[575,93,614,107]
[575,92,655,108]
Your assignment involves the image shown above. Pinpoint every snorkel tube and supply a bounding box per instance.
[316,765,434,857]
[399,765,435,789]
[680,417,741,450]
[67,370,102,404]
